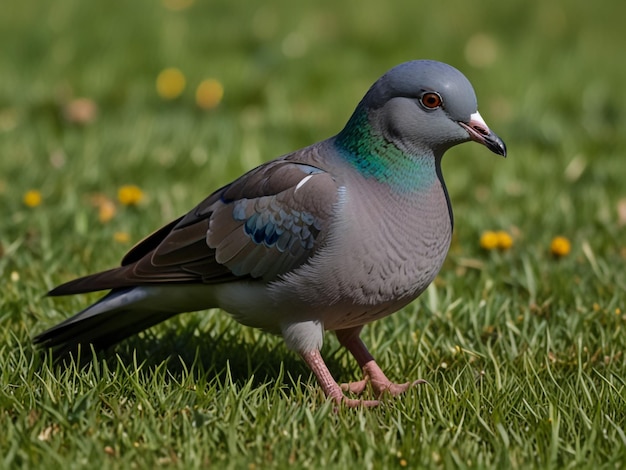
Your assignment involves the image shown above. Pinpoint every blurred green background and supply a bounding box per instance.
[1,0,625,468]
[2,0,624,252]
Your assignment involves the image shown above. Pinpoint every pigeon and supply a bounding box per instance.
[35,60,506,407]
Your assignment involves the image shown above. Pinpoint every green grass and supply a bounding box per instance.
[2,0,626,468]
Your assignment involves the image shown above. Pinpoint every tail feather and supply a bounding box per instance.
[34,288,177,354]
[47,268,136,296]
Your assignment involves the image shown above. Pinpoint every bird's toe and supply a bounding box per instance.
[340,379,369,395]
[339,397,380,408]
[371,379,427,397]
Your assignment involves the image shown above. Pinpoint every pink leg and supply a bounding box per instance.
[301,350,380,407]
[336,326,426,398]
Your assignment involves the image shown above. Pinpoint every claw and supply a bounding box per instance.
[301,333,427,407]
[340,379,369,395]
[335,327,428,399]
[302,350,383,407]
[341,373,427,398]
[371,378,428,397]
[337,397,380,408]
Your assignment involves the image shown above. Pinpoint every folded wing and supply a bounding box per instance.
[49,160,340,296]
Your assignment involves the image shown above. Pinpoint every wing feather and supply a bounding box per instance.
[49,158,340,296]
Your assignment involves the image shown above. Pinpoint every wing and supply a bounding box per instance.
[49,159,340,295]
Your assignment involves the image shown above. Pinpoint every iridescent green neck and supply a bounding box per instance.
[335,106,438,192]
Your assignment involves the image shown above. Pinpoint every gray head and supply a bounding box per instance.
[346,60,506,158]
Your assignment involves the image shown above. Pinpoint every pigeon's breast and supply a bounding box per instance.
[333,176,452,303]
[268,171,453,328]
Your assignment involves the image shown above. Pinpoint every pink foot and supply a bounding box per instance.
[370,377,427,397]
[301,350,382,407]
[335,326,427,399]
[341,364,427,398]
[341,379,369,395]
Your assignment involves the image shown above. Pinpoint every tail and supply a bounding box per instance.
[34,287,177,356]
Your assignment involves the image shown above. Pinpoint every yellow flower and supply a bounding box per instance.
[479,230,499,250]
[117,185,144,206]
[113,231,131,244]
[480,230,513,251]
[196,78,224,110]
[156,68,186,100]
[550,236,571,258]
[495,230,513,250]
[23,190,42,207]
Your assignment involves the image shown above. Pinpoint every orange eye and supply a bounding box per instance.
[420,92,442,109]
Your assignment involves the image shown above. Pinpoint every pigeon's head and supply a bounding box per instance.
[363,60,506,158]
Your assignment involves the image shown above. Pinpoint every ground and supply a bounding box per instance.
[1,0,625,468]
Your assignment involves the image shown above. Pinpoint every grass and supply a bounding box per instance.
[1,0,625,468]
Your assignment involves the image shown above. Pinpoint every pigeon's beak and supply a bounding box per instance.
[459,111,507,157]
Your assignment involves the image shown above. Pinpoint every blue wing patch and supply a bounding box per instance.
[233,199,321,251]
[228,164,326,252]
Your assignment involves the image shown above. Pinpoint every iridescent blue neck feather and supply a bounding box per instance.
[335,105,438,192]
